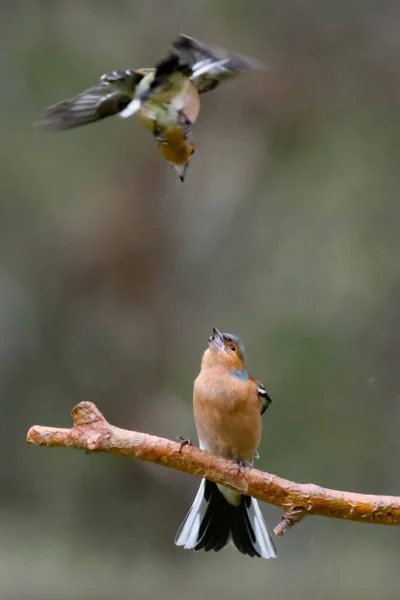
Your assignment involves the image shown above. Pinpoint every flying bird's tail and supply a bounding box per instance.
[119,54,192,119]
[175,479,277,559]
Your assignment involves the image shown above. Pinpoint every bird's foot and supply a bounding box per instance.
[176,436,192,453]
[234,458,252,474]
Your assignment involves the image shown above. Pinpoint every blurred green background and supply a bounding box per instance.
[1,0,399,598]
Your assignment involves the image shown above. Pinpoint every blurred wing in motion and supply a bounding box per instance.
[38,70,145,131]
[172,34,265,94]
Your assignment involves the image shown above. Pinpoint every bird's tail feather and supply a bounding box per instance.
[175,480,276,559]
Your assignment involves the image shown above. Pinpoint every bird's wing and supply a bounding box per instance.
[250,376,272,415]
[171,34,264,94]
[38,70,144,131]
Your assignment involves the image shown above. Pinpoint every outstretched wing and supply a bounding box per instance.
[171,34,264,94]
[38,70,144,131]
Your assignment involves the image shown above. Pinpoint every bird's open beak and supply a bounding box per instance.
[208,327,224,351]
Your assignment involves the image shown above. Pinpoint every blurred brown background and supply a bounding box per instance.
[1,0,399,598]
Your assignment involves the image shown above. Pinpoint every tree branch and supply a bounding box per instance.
[26,401,400,535]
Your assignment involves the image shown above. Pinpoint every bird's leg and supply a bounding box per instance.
[176,436,192,453]
[177,110,193,142]
[153,123,168,145]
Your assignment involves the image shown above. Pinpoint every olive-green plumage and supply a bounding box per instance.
[38,34,264,180]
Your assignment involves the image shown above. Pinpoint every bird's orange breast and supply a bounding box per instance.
[157,130,194,165]
[193,368,262,463]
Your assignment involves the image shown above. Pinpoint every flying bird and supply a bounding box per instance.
[38,34,263,181]
[175,327,277,558]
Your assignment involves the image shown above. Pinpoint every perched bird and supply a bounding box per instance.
[38,34,263,181]
[175,327,276,558]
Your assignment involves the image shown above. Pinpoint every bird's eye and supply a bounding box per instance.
[229,344,236,352]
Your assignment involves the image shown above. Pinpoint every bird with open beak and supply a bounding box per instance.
[175,327,276,558]
[38,34,264,181]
